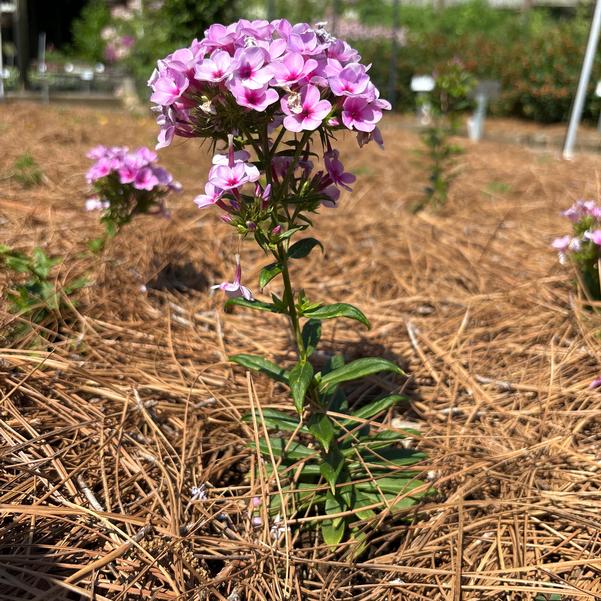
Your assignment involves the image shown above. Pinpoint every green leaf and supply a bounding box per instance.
[259,262,282,288]
[230,354,289,384]
[4,254,30,273]
[320,358,403,391]
[325,490,347,528]
[288,237,323,260]
[320,445,345,493]
[321,515,346,547]
[355,477,425,496]
[301,319,321,357]
[353,447,426,468]
[277,226,306,241]
[323,354,345,375]
[251,436,315,460]
[225,297,283,314]
[241,408,307,434]
[303,303,370,328]
[341,395,407,429]
[289,360,314,414]
[307,412,336,452]
[64,276,89,294]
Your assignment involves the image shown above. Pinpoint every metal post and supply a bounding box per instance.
[15,0,29,90]
[387,0,400,108]
[563,0,601,159]
[0,13,4,99]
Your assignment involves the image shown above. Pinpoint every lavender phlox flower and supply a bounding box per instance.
[212,254,254,301]
[324,149,355,192]
[281,84,331,132]
[194,182,223,209]
[585,230,601,245]
[194,50,233,83]
[230,81,279,111]
[203,23,240,54]
[231,46,272,89]
[150,68,189,106]
[268,52,318,86]
[85,197,109,211]
[328,62,370,97]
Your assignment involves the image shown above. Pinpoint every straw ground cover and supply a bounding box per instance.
[1,102,601,599]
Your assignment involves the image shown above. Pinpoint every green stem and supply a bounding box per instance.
[277,241,305,359]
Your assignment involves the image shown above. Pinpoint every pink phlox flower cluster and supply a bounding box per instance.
[148,19,391,149]
[553,200,601,264]
[86,145,180,192]
[561,199,601,222]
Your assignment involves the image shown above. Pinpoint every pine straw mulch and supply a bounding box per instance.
[1,102,601,600]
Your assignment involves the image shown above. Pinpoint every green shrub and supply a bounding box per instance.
[351,2,596,124]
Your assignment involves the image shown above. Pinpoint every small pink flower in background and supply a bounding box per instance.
[585,230,601,245]
[86,158,113,183]
[213,255,254,301]
[551,235,571,251]
[590,376,601,389]
[85,145,179,229]
[281,85,331,132]
[85,197,109,211]
[134,168,159,191]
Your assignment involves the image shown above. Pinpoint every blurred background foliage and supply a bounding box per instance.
[10,0,601,123]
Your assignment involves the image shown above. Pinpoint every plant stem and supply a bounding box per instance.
[277,241,305,359]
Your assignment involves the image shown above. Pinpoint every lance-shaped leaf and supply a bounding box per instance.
[251,436,315,460]
[307,412,336,453]
[288,237,323,259]
[320,445,345,493]
[301,319,321,357]
[225,297,283,314]
[259,262,283,288]
[303,303,370,328]
[230,354,289,384]
[319,357,403,390]
[341,394,407,428]
[241,408,307,433]
[289,359,314,414]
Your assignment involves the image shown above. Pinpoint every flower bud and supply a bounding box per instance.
[271,225,282,236]
[220,214,233,223]
[246,221,257,231]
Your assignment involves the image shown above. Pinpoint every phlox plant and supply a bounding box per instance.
[553,200,601,301]
[149,18,431,547]
[85,145,180,249]
[0,245,87,342]
[412,60,474,213]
